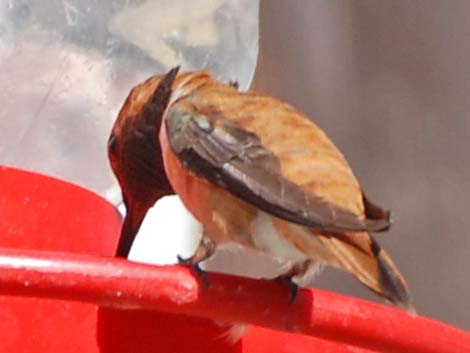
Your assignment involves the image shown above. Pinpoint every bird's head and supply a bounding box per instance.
[108,67,179,256]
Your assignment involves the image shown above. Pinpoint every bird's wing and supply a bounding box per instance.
[165,107,389,233]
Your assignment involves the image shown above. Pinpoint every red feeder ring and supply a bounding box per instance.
[0,165,469,353]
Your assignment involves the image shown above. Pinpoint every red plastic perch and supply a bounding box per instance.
[0,247,467,353]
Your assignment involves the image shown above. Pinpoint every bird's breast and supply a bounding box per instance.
[251,212,308,263]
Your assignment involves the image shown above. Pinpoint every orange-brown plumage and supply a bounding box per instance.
[108,72,176,257]
[109,67,412,310]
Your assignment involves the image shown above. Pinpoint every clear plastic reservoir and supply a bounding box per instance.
[0,0,259,203]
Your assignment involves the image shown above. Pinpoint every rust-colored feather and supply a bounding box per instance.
[109,68,412,310]
[160,70,411,309]
[108,68,178,257]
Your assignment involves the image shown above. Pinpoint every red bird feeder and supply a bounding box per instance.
[0,165,469,353]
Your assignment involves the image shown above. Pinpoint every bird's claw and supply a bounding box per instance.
[275,275,299,304]
[177,255,210,291]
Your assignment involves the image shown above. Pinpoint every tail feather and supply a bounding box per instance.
[272,219,413,311]
[318,233,414,312]
[374,243,415,313]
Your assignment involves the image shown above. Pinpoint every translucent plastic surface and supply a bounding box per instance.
[0,0,259,202]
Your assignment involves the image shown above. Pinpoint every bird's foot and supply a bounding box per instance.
[177,255,210,291]
[275,275,299,304]
[275,260,309,303]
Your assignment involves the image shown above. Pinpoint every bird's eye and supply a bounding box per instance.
[108,134,119,153]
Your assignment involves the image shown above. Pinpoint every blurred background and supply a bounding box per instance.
[253,1,470,330]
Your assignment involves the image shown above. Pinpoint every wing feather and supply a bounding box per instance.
[166,109,389,233]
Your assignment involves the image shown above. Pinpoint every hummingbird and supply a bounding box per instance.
[108,67,412,310]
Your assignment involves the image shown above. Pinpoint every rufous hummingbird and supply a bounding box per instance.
[108,67,412,310]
